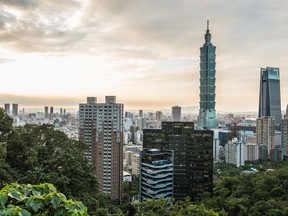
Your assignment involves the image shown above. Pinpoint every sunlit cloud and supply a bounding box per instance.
[0,0,288,111]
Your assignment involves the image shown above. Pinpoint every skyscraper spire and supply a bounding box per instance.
[205,20,212,44]
[198,21,217,129]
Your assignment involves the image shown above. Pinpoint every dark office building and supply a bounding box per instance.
[12,104,18,117]
[143,129,164,149]
[258,67,281,128]
[143,122,213,201]
[50,106,54,114]
[4,104,10,115]
[44,106,49,119]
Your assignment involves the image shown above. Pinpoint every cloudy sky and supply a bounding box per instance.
[0,0,288,112]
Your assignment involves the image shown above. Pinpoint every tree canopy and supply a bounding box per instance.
[203,163,288,216]
[0,109,109,214]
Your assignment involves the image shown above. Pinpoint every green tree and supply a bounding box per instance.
[3,124,102,213]
[0,183,88,215]
[0,108,13,142]
[170,198,226,216]
[0,109,121,215]
[203,162,288,216]
[123,176,139,204]
[131,198,225,216]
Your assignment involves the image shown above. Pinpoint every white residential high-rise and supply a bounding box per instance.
[79,96,123,203]
[131,153,140,176]
[245,143,259,161]
[224,138,245,167]
[256,116,275,158]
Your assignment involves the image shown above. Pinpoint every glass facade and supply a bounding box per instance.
[258,67,281,127]
[143,122,213,201]
[198,21,217,129]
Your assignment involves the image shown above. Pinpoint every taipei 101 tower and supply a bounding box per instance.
[197,21,217,129]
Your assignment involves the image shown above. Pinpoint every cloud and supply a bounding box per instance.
[0,0,37,9]
[1,0,288,111]
[0,0,88,52]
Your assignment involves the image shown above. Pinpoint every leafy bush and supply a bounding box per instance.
[0,183,88,216]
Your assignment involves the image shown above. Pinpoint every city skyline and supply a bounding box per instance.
[1,0,288,111]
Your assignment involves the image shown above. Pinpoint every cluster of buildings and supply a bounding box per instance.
[2,21,287,205]
[4,103,18,117]
[77,22,216,203]
[2,104,78,140]
[217,65,287,167]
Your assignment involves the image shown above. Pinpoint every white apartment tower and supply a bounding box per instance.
[256,116,275,158]
[224,138,245,167]
[245,143,259,161]
[79,96,123,203]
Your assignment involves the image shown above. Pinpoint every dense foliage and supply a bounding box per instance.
[133,198,226,216]
[0,109,117,215]
[3,108,288,215]
[203,163,288,216]
[0,183,88,215]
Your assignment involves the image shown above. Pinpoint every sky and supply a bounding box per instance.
[0,0,288,112]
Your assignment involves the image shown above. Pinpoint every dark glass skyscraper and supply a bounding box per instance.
[143,122,213,201]
[258,67,281,127]
[198,21,217,129]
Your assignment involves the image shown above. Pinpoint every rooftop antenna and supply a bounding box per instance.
[207,20,209,30]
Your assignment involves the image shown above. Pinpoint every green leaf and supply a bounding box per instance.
[31,190,41,197]
[29,200,42,212]
[54,207,66,216]
[51,194,61,209]
[0,195,8,206]
[19,209,32,216]
[8,191,22,200]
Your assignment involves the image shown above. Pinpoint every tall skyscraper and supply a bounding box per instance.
[50,106,54,114]
[258,67,281,127]
[155,111,163,121]
[12,104,18,117]
[143,122,213,201]
[139,110,143,119]
[4,104,10,115]
[44,106,49,119]
[172,106,181,121]
[79,96,123,203]
[198,21,217,129]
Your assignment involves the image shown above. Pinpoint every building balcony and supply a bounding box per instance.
[142,172,172,179]
[142,181,172,189]
[142,190,173,199]
[142,167,173,174]
[142,187,172,195]
[142,177,173,184]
